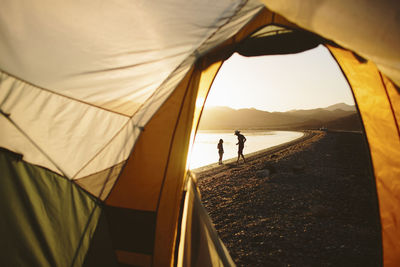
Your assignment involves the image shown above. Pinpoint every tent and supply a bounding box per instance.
[0,0,399,266]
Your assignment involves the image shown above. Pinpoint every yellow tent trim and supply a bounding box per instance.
[328,45,400,266]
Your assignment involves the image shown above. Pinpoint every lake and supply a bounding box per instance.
[188,130,304,169]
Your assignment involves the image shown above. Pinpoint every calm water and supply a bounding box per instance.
[189,130,304,169]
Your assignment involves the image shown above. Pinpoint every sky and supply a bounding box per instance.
[204,45,355,112]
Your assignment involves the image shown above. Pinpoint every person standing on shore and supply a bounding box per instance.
[234,130,246,164]
[217,139,224,165]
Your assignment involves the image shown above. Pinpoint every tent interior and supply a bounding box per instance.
[0,1,399,266]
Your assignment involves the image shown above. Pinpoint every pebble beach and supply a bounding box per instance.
[193,130,381,267]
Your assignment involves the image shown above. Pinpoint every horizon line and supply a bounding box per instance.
[203,102,355,112]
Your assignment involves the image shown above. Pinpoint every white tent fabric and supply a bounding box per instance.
[261,0,400,86]
[0,71,132,178]
[0,0,263,179]
[0,0,259,115]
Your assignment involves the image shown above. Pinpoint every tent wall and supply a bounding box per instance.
[328,45,400,266]
[0,148,101,267]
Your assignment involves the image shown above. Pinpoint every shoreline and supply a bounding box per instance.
[191,130,318,175]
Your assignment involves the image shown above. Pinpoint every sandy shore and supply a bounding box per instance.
[193,130,381,267]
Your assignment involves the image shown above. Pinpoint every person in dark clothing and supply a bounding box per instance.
[234,130,246,163]
[217,139,224,165]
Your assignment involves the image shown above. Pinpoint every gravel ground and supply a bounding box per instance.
[193,131,382,267]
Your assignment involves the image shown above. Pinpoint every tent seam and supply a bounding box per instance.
[0,112,69,177]
[197,0,249,49]
[379,72,400,140]
[80,50,190,75]
[154,69,196,213]
[151,66,197,267]
[71,118,139,179]
[70,203,101,267]
[0,69,130,118]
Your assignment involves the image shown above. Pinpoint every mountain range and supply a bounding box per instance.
[198,103,362,131]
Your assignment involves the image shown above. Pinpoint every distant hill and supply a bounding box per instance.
[198,103,362,131]
[323,103,356,112]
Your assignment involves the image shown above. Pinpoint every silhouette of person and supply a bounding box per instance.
[234,130,246,163]
[217,139,224,165]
